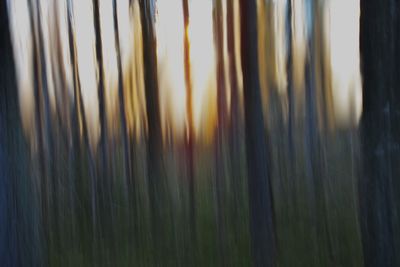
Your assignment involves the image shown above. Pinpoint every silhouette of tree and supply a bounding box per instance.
[240,0,276,265]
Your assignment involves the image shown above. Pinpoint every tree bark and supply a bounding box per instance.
[239,0,276,266]
[360,1,400,266]
[139,0,165,263]
[0,2,20,265]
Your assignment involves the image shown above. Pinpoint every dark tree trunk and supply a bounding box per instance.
[92,1,106,239]
[286,0,295,159]
[139,0,163,200]
[239,0,276,266]
[139,0,165,263]
[113,0,133,198]
[0,2,20,265]
[66,0,80,252]
[360,1,400,266]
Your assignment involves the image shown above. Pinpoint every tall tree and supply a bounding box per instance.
[0,1,19,265]
[27,0,53,259]
[286,0,295,158]
[304,1,328,263]
[360,0,400,266]
[66,0,81,252]
[92,0,106,233]
[239,0,276,266]
[35,0,59,253]
[182,0,196,244]
[213,0,228,264]
[139,0,165,262]
[113,0,132,195]
[139,0,163,202]
[227,0,241,210]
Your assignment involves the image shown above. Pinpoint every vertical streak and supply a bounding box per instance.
[286,0,295,159]
[214,0,228,265]
[240,0,276,265]
[182,0,196,245]
[113,0,132,194]
[27,1,49,262]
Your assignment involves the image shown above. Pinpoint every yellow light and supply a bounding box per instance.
[155,0,216,140]
[155,0,186,138]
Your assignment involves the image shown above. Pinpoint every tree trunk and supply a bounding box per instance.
[35,0,60,254]
[227,0,242,218]
[27,1,52,260]
[360,1,400,266]
[113,0,131,189]
[182,0,196,246]
[139,0,165,263]
[92,1,106,242]
[66,0,80,254]
[213,0,228,265]
[239,0,276,266]
[286,0,295,159]
[0,2,20,265]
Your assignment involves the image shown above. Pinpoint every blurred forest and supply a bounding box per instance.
[0,0,399,266]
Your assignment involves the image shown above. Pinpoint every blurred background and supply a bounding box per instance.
[0,0,399,266]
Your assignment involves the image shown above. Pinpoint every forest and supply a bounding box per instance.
[0,0,399,266]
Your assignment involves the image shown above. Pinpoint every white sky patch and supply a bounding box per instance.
[156,0,186,136]
[327,0,362,127]
[72,0,99,147]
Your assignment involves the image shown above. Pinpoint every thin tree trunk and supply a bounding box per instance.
[182,0,196,247]
[66,0,80,252]
[67,1,100,260]
[214,0,228,265]
[239,0,276,266]
[227,0,242,231]
[27,1,50,261]
[113,0,133,198]
[34,0,60,255]
[92,1,106,243]
[286,0,295,160]
[112,0,135,259]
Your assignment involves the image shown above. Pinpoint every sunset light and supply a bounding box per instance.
[3,0,387,264]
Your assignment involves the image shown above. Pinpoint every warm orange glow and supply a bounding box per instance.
[125,1,147,140]
[156,0,216,141]
[99,0,118,131]
[8,0,363,150]
[155,0,186,139]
